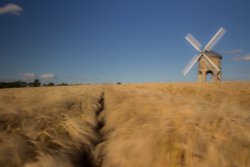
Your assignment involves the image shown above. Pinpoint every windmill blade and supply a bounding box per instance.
[202,53,220,72]
[185,34,202,52]
[204,27,226,51]
[183,54,201,76]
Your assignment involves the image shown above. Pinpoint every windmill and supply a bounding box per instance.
[183,27,226,82]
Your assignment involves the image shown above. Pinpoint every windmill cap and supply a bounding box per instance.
[203,51,222,59]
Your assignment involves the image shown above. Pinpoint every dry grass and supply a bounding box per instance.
[97,82,250,167]
[0,82,250,167]
[0,85,104,167]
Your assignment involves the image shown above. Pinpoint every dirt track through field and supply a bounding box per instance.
[93,92,106,167]
[63,90,106,167]
[71,92,104,167]
[95,92,105,145]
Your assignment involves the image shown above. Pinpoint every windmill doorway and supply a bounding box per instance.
[206,71,213,82]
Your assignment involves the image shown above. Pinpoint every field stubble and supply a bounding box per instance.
[0,82,250,167]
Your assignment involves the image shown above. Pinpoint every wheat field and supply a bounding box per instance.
[0,82,250,167]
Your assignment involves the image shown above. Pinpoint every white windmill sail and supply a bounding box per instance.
[183,27,226,76]
[183,54,201,76]
[185,34,202,52]
[204,27,226,51]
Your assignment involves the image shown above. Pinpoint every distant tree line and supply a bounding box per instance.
[0,79,68,89]
[0,81,28,88]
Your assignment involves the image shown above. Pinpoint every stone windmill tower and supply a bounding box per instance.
[183,27,226,82]
[198,51,222,82]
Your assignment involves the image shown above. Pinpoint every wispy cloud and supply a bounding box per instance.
[40,73,57,79]
[21,73,57,80]
[21,73,37,80]
[0,3,22,15]
[222,49,243,55]
[233,54,250,61]
[221,49,250,61]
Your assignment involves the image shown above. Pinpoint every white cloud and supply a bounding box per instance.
[21,73,37,79]
[0,3,22,15]
[21,73,57,80]
[221,49,243,55]
[39,73,57,79]
[233,54,250,61]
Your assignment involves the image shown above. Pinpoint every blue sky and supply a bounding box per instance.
[0,0,250,83]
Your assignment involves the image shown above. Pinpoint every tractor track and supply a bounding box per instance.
[71,91,106,167]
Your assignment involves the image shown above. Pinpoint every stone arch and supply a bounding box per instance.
[206,71,213,82]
